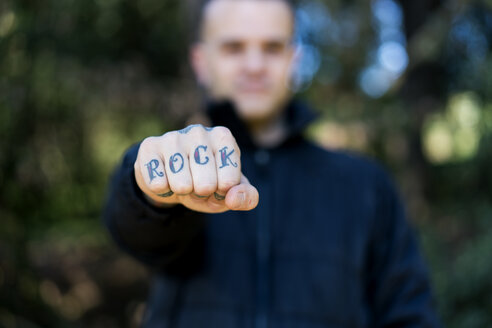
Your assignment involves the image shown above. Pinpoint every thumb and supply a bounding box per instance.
[225,174,259,211]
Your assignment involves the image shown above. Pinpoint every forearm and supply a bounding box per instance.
[103,143,204,270]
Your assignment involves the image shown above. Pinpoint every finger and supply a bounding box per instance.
[136,139,171,196]
[139,155,172,196]
[187,132,218,197]
[209,126,241,198]
[224,174,259,211]
[161,133,193,195]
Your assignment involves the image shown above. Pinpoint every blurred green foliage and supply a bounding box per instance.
[0,0,491,327]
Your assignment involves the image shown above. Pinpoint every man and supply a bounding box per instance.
[104,0,441,327]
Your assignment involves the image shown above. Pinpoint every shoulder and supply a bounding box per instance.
[299,140,393,187]
[303,141,408,230]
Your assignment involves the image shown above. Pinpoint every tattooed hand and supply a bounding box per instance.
[134,124,259,213]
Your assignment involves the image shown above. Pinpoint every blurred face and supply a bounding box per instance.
[192,0,295,125]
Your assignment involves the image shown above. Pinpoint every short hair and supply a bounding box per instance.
[191,0,297,42]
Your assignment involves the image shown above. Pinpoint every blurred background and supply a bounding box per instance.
[0,0,491,327]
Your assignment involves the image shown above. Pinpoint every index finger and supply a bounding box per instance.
[209,126,241,198]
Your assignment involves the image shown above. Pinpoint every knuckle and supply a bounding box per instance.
[140,136,157,151]
[218,178,240,191]
[213,126,233,141]
[148,181,168,194]
[191,123,205,131]
[159,136,181,154]
[194,182,217,196]
[161,131,178,145]
[171,182,193,195]
[188,126,207,140]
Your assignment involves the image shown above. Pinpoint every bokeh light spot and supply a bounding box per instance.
[372,0,403,27]
[359,65,393,98]
[0,11,16,37]
[423,119,454,164]
[377,41,409,74]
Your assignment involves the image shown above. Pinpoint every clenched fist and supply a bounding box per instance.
[134,124,259,213]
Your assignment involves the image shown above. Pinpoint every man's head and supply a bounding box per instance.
[191,0,296,126]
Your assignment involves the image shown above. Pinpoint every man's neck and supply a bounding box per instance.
[246,113,288,148]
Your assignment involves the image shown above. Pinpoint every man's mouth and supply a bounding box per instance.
[237,82,270,93]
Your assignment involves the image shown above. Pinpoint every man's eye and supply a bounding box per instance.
[222,43,243,54]
[264,43,284,54]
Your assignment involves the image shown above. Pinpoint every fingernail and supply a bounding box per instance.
[158,191,174,197]
[214,192,225,201]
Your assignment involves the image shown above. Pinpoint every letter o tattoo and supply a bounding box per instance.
[169,153,184,174]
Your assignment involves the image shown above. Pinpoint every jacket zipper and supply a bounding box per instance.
[255,149,272,328]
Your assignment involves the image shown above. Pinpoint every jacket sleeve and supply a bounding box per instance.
[366,169,441,328]
[102,143,205,274]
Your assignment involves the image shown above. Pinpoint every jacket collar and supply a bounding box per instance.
[206,98,317,150]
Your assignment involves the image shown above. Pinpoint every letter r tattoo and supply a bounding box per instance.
[145,159,164,183]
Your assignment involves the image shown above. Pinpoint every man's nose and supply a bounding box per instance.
[243,49,267,74]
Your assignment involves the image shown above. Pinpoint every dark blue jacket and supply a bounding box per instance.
[104,101,441,328]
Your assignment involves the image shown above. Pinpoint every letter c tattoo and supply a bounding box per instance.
[194,145,209,165]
